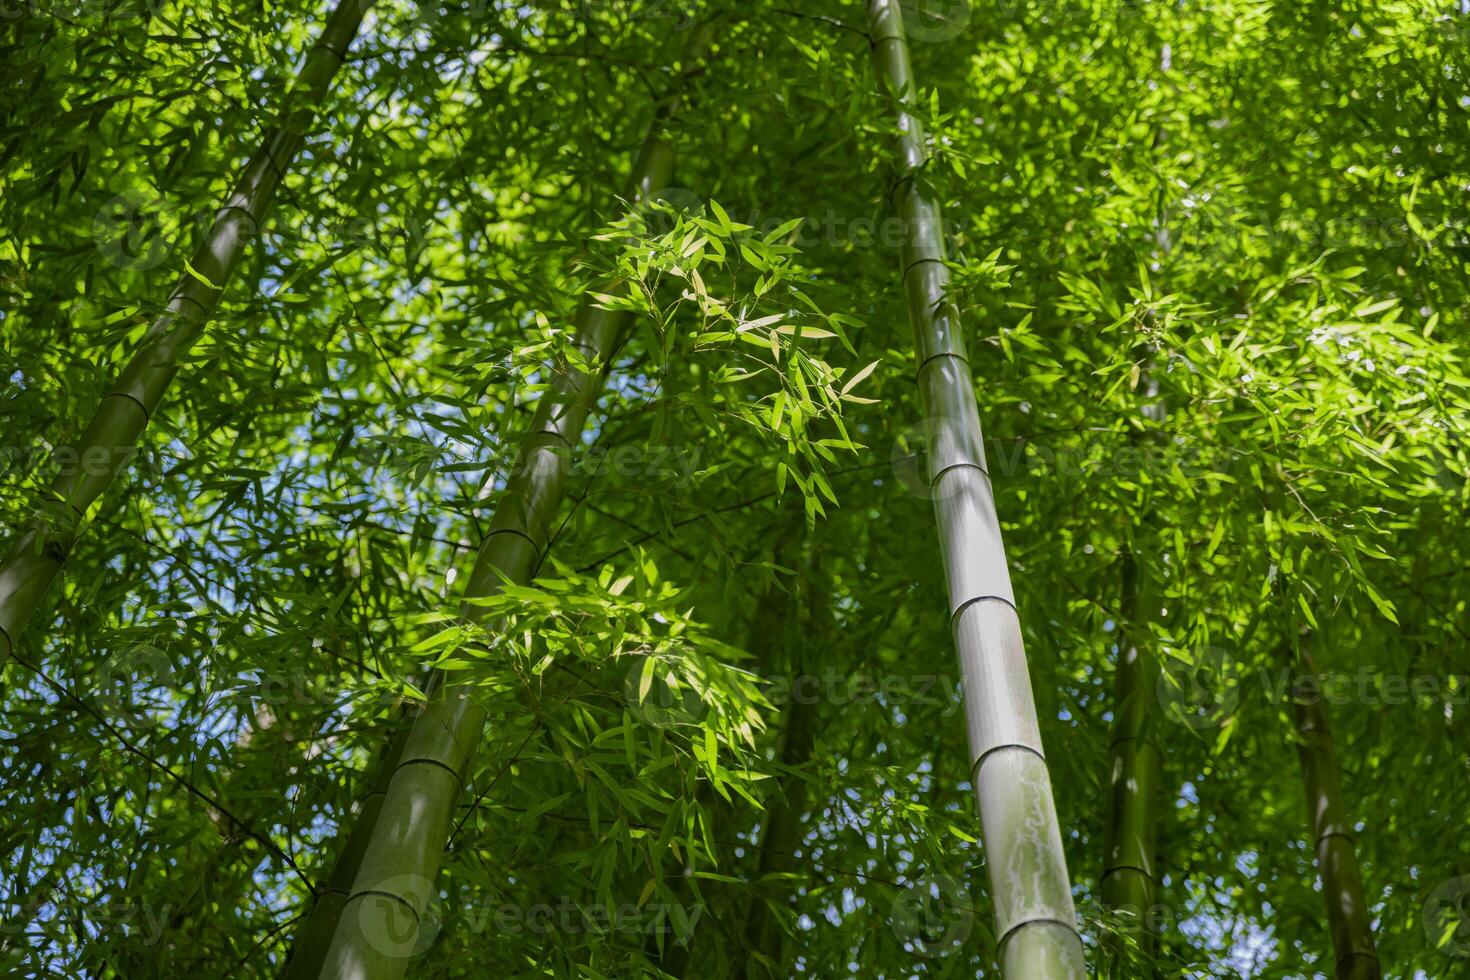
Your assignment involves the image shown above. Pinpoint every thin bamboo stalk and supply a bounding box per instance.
[740,555,823,975]
[281,730,407,978]
[1101,550,1162,955]
[1292,642,1382,980]
[741,716,814,967]
[0,0,373,668]
[631,524,810,976]
[1104,130,1170,961]
[304,31,710,979]
[865,2,1084,975]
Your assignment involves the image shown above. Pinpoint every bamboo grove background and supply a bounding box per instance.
[1,0,1468,977]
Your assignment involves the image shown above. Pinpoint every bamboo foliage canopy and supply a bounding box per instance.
[1,1,1468,978]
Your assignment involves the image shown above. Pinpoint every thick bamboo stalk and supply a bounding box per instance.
[865,2,1084,975]
[1291,644,1382,980]
[1101,550,1162,954]
[0,0,373,668]
[306,35,709,980]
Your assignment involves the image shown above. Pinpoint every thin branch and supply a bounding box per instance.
[8,651,318,896]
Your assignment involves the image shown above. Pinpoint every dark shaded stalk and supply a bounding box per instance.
[865,1,1084,975]
[739,565,822,978]
[1105,99,1172,962]
[0,0,374,667]
[305,27,713,979]
[1291,640,1383,980]
[281,729,407,978]
[1102,378,1167,963]
[739,701,815,975]
[1100,549,1162,960]
[633,526,806,977]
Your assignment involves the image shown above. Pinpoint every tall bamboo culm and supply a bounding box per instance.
[1292,641,1382,980]
[740,551,824,978]
[865,1,1084,975]
[1103,146,1170,961]
[281,729,406,978]
[1101,550,1162,957]
[305,30,711,980]
[0,0,374,668]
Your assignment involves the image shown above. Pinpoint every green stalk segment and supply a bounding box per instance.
[0,0,374,667]
[282,731,408,979]
[1292,647,1382,980]
[864,2,1084,975]
[306,34,710,979]
[1101,552,1161,950]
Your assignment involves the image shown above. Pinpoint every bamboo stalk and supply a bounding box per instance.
[0,0,374,668]
[1102,380,1166,957]
[1291,642,1382,980]
[736,541,829,977]
[644,532,814,976]
[281,730,407,979]
[865,2,1084,975]
[304,31,710,979]
[1101,550,1162,956]
[1104,112,1170,960]
[740,620,818,976]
